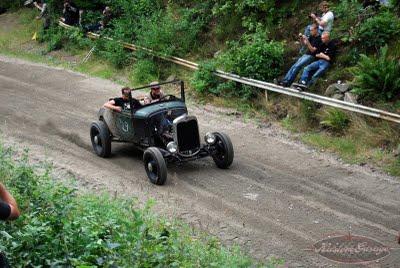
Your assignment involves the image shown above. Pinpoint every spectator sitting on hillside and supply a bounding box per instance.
[61,0,80,26]
[304,1,334,38]
[83,6,113,33]
[33,0,50,29]
[279,24,322,87]
[297,32,337,89]
[363,0,390,8]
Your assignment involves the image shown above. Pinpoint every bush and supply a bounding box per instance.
[319,108,351,134]
[212,0,275,31]
[96,38,132,68]
[334,0,363,28]
[333,0,363,43]
[299,100,319,126]
[217,30,284,99]
[191,62,220,95]
[0,143,263,267]
[38,26,66,52]
[130,58,159,84]
[355,11,400,51]
[351,46,400,101]
[0,0,23,11]
[135,8,209,57]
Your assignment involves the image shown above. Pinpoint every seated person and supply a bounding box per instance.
[144,81,165,104]
[280,24,321,87]
[83,6,113,33]
[298,32,337,88]
[304,1,334,38]
[363,0,389,8]
[61,0,80,26]
[102,6,113,28]
[104,87,140,112]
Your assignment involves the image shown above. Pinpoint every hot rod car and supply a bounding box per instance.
[90,80,234,185]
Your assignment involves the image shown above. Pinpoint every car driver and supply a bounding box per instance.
[144,81,165,104]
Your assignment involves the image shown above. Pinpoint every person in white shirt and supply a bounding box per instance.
[311,1,334,33]
[304,1,334,38]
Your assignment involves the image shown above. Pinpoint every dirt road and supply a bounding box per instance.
[1,55,399,267]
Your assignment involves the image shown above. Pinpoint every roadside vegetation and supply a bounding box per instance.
[0,141,280,267]
[1,1,400,177]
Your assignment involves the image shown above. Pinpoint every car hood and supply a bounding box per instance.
[134,100,187,119]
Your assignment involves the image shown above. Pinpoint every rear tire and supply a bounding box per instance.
[90,121,111,158]
[212,132,234,169]
[143,147,167,185]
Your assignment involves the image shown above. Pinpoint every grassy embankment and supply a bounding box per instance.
[0,141,284,266]
[1,8,400,177]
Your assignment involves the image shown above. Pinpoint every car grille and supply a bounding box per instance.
[176,119,200,153]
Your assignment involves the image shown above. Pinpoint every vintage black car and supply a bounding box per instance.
[90,80,234,185]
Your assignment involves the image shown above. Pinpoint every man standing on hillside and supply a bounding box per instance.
[279,24,321,87]
[33,0,50,29]
[297,31,336,88]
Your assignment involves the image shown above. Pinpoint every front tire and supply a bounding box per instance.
[143,147,167,185]
[212,132,234,169]
[90,121,111,158]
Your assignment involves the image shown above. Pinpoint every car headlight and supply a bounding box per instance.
[204,132,216,144]
[167,141,178,153]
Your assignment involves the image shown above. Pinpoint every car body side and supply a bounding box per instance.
[98,100,187,148]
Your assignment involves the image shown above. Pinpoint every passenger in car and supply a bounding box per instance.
[104,87,140,112]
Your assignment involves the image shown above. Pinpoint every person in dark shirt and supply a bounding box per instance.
[101,6,113,28]
[83,6,113,33]
[280,24,322,87]
[103,87,131,112]
[33,0,50,29]
[61,0,80,26]
[298,31,336,87]
[103,87,141,112]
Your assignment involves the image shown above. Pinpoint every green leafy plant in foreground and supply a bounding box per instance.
[319,108,351,134]
[0,143,267,267]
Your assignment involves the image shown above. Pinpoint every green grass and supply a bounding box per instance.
[0,142,275,267]
[301,131,400,176]
[302,133,365,163]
